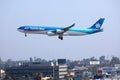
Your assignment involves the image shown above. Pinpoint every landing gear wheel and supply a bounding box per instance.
[25,33,27,37]
[58,36,63,40]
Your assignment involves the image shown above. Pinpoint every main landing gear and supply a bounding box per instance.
[58,36,63,40]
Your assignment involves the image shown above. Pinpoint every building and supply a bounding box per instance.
[0,69,5,78]
[6,62,58,79]
[5,59,68,80]
[58,59,68,80]
[102,67,117,74]
[115,64,120,75]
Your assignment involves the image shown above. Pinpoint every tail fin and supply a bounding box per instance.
[89,18,105,29]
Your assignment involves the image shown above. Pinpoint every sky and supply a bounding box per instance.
[0,0,120,61]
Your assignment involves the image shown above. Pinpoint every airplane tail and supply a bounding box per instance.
[89,18,105,29]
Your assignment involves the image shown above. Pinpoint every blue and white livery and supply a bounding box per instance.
[18,18,105,40]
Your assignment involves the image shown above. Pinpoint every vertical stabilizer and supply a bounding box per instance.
[89,18,105,29]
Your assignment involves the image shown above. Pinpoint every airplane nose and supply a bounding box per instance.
[17,27,24,32]
[17,27,21,31]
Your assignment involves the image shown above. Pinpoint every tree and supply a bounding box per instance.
[34,72,42,80]
[4,75,12,80]
[110,56,120,66]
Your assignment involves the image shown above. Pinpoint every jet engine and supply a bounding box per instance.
[47,31,55,36]
[56,29,64,34]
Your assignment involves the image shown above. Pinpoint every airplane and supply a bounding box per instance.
[17,18,105,40]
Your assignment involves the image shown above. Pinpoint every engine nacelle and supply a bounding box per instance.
[47,31,55,36]
[47,29,64,36]
[56,29,64,33]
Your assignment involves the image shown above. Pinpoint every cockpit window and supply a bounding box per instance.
[24,26,30,29]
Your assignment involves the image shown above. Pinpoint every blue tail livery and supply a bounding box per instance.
[89,18,105,29]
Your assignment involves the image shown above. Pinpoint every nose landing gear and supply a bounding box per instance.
[25,33,27,37]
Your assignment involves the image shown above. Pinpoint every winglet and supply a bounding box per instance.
[69,23,75,28]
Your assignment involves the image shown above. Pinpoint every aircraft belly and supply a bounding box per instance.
[64,31,88,36]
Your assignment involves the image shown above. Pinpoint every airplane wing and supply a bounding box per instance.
[62,23,75,32]
[49,23,75,40]
[52,23,75,34]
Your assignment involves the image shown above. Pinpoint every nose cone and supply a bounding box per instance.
[17,26,24,32]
